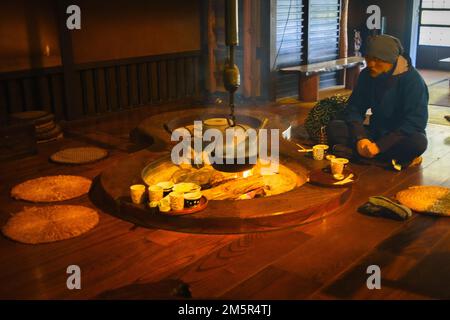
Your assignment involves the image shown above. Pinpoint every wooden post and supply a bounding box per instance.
[339,0,349,85]
[345,66,360,90]
[243,0,258,98]
[268,0,277,101]
[299,74,319,102]
[206,0,217,93]
[56,0,83,120]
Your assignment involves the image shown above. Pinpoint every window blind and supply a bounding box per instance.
[307,0,341,88]
[275,0,305,98]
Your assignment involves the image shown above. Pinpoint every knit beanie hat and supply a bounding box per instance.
[366,35,404,64]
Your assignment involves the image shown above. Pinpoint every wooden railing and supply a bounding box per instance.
[0,50,202,125]
[0,66,64,124]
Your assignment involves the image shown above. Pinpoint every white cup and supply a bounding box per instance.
[148,185,164,203]
[312,144,329,161]
[331,158,349,175]
[158,196,171,212]
[130,184,146,204]
[169,191,184,211]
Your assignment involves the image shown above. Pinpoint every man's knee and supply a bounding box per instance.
[408,132,428,155]
[327,120,347,137]
[326,120,348,146]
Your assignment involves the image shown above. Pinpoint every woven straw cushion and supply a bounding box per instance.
[35,121,56,134]
[50,147,108,164]
[2,205,99,244]
[37,133,63,144]
[396,186,450,216]
[10,111,55,126]
[36,124,62,140]
[11,175,92,202]
[10,111,49,121]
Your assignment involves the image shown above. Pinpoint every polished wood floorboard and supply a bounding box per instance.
[0,103,449,299]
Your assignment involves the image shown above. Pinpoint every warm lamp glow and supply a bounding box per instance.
[242,169,253,178]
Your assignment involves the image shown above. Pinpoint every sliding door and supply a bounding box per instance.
[416,0,450,69]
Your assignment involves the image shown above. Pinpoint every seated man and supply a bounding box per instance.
[327,35,429,170]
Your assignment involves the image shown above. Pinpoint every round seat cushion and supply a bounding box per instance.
[396,186,450,216]
[2,205,99,244]
[11,175,92,202]
[10,111,55,126]
[50,147,108,165]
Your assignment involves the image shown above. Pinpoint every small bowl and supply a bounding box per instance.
[184,191,202,208]
[173,182,200,194]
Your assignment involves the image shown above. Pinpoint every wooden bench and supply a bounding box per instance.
[439,57,450,70]
[280,56,365,102]
[438,58,450,88]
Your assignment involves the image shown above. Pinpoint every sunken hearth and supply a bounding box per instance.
[95,107,352,234]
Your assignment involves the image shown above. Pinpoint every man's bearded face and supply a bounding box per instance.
[365,56,394,78]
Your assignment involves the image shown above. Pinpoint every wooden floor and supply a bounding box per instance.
[0,102,449,299]
[418,69,450,86]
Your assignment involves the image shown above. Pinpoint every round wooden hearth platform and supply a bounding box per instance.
[94,149,352,234]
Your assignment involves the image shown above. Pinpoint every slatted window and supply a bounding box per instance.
[274,0,305,98]
[274,0,341,98]
[307,0,341,88]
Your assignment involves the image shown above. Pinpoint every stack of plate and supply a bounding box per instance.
[9,110,63,143]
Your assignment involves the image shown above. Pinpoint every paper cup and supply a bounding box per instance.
[331,158,349,175]
[148,185,164,202]
[169,191,184,211]
[149,201,159,208]
[130,184,146,204]
[156,181,174,197]
[158,196,171,212]
[312,144,329,161]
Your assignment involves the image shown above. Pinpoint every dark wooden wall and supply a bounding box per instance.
[0,51,202,125]
[0,0,203,125]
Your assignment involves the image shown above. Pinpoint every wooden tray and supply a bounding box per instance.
[159,196,209,216]
[308,167,357,188]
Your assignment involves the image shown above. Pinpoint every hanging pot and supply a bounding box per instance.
[210,118,268,173]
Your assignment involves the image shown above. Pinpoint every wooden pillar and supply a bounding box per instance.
[243,0,261,98]
[56,0,83,120]
[338,0,349,85]
[267,0,277,101]
[243,0,252,97]
[206,0,217,93]
[345,66,360,90]
[299,74,319,102]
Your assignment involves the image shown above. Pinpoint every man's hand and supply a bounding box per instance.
[357,139,372,158]
[357,139,380,158]
[365,141,380,158]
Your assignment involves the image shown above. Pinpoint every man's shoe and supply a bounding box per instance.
[366,196,412,220]
[392,156,423,171]
[409,156,423,167]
